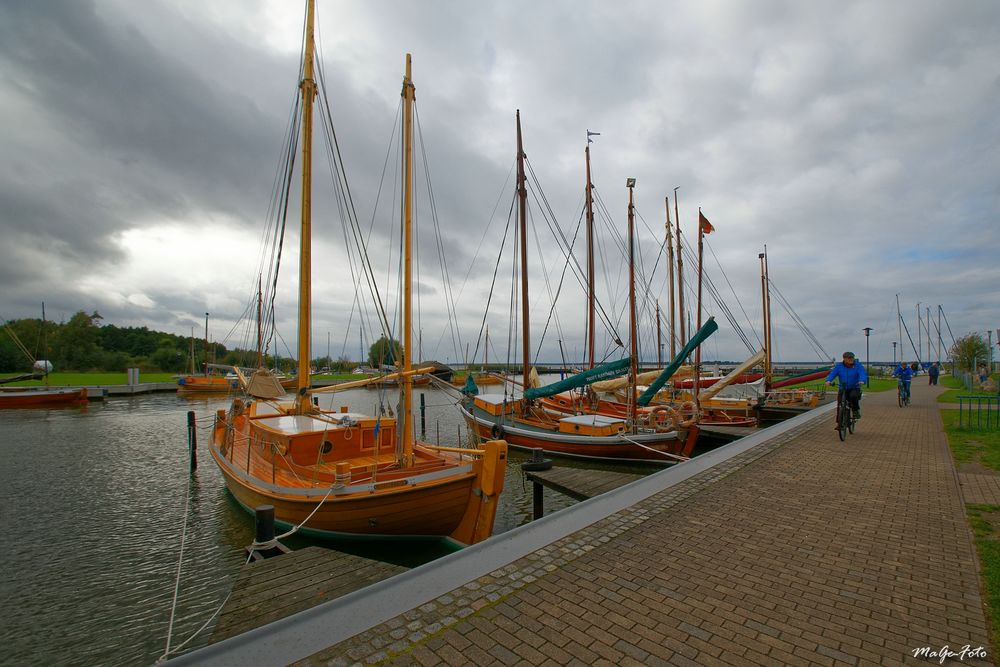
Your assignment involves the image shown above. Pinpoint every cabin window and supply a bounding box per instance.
[321,440,333,455]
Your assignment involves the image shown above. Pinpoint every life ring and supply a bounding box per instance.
[490,423,504,440]
[677,400,698,427]
[649,405,677,430]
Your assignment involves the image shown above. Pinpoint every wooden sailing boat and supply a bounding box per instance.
[461,127,699,464]
[451,326,503,387]
[0,305,88,408]
[177,314,238,394]
[208,9,506,545]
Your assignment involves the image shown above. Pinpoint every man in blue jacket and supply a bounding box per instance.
[893,361,914,402]
[825,351,868,418]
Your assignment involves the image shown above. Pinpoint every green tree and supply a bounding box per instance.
[950,333,988,372]
[368,336,402,368]
[150,342,186,372]
[52,311,103,370]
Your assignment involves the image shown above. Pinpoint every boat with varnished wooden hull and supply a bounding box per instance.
[177,374,238,393]
[210,399,506,544]
[451,373,503,387]
[461,394,695,464]
[0,387,88,408]
[208,14,508,546]
[540,391,756,429]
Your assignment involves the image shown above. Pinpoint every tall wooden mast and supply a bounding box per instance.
[896,294,903,364]
[295,0,316,411]
[401,54,416,464]
[665,196,676,359]
[674,188,686,349]
[256,276,264,368]
[585,144,596,369]
[627,178,638,432]
[759,248,773,388]
[695,207,705,404]
[656,300,662,367]
[517,111,530,392]
[203,312,209,375]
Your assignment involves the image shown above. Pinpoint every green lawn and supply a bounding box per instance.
[312,373,368,381]
[966,504,1000,658]
[0,371,177,386]
[940,409,1000,470]
[861,377,897,393]
[938,373,999,403]
[778,377,896,394]
[943,411,1000,658]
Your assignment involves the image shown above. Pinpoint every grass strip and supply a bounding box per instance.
[966,504,1000,658]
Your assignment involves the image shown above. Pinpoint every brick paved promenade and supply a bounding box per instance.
[294,381,991,667]
[173,382,992,666]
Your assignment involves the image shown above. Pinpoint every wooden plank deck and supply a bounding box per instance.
[211,547,406,643]
[699,423,757,441]
[524,467,645,501]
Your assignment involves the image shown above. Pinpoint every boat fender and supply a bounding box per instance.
[490,423,504,439]
[677,400,698,427]
[649,405,677,430]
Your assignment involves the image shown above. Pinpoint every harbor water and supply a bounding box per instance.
[0,384,648,666]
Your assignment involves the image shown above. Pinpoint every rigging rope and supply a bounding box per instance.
[766,278,830,361]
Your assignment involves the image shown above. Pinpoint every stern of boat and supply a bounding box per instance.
[449,438,508,546]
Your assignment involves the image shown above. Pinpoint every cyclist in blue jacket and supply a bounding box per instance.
[825,351,868,418]
[893,362,914,402]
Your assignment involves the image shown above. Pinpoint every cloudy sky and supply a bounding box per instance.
[1,0,998,367]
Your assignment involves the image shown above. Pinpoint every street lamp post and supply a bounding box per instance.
[863,327,872,387]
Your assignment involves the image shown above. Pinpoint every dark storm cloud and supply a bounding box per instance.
[1,0,998,362]
[0,0,289,263]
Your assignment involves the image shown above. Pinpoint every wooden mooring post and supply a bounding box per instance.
[520,448,553,520]
[247,505,290,561]
[187,410,197,472]
[419,392,426,438]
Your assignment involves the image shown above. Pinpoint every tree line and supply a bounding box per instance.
[0,311,354,374]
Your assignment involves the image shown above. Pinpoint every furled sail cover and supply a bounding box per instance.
[637,317,719,406]
[245,368,286,399]
[523,358,631,400]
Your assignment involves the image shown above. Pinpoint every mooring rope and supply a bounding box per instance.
[618,433,689,462]
[155,549,254,663]
[159,471,193,662]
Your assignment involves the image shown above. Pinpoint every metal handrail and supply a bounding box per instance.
[958,395,999,429]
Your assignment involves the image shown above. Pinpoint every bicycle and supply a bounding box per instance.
[835,386,858,441]
[897,379,911,407]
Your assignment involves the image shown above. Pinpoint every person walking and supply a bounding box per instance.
[825,351,868,418]
[929,362,940,385]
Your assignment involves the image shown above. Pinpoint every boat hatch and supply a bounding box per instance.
[558,413,626,436]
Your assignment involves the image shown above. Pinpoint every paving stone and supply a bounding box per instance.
[298,383,992,667]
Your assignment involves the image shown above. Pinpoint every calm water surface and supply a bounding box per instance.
[1,385,644,666]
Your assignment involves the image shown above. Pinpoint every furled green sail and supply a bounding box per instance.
[637,317,718,406]
[523,358,631,400]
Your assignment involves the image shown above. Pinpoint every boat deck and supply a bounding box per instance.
[524,466,645,501]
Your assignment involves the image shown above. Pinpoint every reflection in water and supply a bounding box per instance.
[0,385,647,665]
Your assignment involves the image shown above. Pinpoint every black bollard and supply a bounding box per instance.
[247,505,290,561]
[520,448,552,521]
[187,411,197,472]
[533,481,544,520]
[419,393,426,438]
